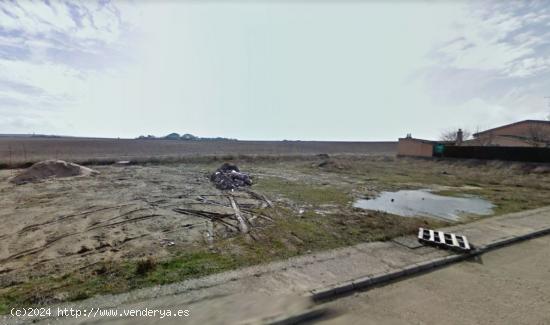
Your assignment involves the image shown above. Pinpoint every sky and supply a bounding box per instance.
[1,0,550,141]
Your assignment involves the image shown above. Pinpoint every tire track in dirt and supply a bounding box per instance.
[1,209,164,264]
[16,204,135,235]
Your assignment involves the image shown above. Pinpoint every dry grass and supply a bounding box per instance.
[0,137,397,168]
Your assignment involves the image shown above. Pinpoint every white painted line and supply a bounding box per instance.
[451,233,459,247]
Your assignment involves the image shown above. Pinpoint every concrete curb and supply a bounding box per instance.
[310,225,550,302]
[480,226,550,252]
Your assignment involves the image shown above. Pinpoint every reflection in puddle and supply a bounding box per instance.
[353,189,494,221]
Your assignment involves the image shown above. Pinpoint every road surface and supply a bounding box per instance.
[321,235,550,325]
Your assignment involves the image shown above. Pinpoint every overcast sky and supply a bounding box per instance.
[1,0,550,140]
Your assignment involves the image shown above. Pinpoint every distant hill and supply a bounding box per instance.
[136,133,236,141]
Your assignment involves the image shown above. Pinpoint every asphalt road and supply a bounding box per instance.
[320,235,550,325]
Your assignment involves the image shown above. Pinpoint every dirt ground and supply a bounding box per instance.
[1,155,549,312]
[0,137,396,167]
[321,235,550,325]
[0,163,270,284]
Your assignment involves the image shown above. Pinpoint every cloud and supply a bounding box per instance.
[430,1,550,78]
[0,0,138,67]
[0,0,138,134]
[414,0,550,130]
[1,1,548,139]
[0,79,44,95]
[0,0,128,47]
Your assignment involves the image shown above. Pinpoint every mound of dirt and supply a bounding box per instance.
[10,160,99,185]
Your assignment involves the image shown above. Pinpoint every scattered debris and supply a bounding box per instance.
[159,239,175,247]
[316,159,349,170]
[173,189,275,239]
[203,220,215,247]
[227,195,249,234]
[173,208,241,231]
[77,246,92,254]
[114,160,131,166]
[173,208,233,218]
[210,163,252,190]
[10,160,99,185]
[418,228,471,252]
[242,189,273,208]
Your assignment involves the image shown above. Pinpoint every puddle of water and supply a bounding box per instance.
[353,189,494,221]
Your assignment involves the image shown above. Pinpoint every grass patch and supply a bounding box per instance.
[301,157,550,215]
[219,206,450,266]
[0,251,239,314]
[435,186,548,216]
[140,252,237,285]
[254,177,351,206]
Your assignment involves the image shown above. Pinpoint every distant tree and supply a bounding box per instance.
[136,133,235,141]
[181,133,198,140]
[137,135,157,139]
[164,133,181,140]
[439,128,471,142]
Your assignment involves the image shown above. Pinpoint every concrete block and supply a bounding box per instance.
[311,281,354,301]
[352,276,373,289]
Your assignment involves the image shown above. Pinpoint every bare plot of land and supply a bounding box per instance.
[0,163,270,285]
[1,155,549,312]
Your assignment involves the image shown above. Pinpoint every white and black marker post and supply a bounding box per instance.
[418,227,471,252]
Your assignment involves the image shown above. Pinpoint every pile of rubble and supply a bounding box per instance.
[210,163,252,190]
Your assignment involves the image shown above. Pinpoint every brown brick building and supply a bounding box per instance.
[397,119,550,158]
[465,120,550,147]
[397,137,437,157]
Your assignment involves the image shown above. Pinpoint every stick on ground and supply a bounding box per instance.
[228,195,249,234]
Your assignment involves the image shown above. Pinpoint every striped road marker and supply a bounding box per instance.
[418,228,471,252]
